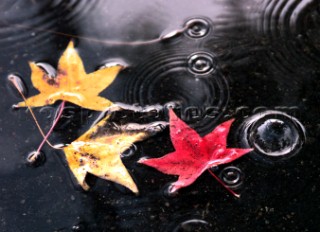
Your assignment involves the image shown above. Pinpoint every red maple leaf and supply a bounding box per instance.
[139,109,252,196]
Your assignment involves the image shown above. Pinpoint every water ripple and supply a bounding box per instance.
[121,49,229,135]
[0,0,102,53]
[255,0,320,71]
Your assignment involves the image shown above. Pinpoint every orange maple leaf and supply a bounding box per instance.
[15,41,123,111]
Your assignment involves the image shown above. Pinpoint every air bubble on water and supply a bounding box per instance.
[236,111,306,163]
[249,116,304,157]
[251,119,297,156]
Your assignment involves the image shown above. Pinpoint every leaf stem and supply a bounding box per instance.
[208,168,240,198]
[9,75,60,149]
[35,101,66,155]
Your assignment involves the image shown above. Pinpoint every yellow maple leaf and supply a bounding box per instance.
[15,41,122,111]
[63,115,167,194]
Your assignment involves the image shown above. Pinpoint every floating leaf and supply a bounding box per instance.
[15,41,122,111]
[139,109,252,193]
[63,115,168,194]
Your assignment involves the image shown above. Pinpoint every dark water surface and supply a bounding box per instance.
[0,0,320,231]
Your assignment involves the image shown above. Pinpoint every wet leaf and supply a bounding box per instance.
[139,109,252,193]
[15,41,122,111]
[63,115,168,194]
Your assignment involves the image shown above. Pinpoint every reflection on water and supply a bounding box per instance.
[0,0,319,231]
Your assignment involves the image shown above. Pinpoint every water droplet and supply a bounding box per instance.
[219,166,244,190]
[26,151,45,167]
[185,18,211,38]
[188,52,216,75]
[121,144,137,158]
[7,74,28,99]
[36,62,56,78]
[236,111,306,164]
[172,219,211,232]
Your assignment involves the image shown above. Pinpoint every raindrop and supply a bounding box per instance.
[172,219,211,232]
[219,166,244,190]
[188,52,216,75]
[36,62,57,78]
[236,111,306,164]
[26,150,46,167]
[185,18,211,38]
[7,74,28,99]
